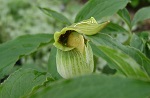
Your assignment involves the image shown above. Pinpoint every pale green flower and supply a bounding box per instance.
[53,17,109,78]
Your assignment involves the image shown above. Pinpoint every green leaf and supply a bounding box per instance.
[0,68,47,98]
[75,0,130,22]
[132,6,150,26]
[137,31,150,41]
[137,31,150,58]
[101,22,129,34]
[117,8,131,30]
[86,33,150,75]
[130,33,145,51]
[0,34,53,79]
[144,42,150,59]
[147,43,150,50]
[90,44,149,81]
[30,74,150,98]
[130,0,139,7]
[47,46,61,79]
[21,63,46,72]
[101,22,129,43]
[39,7,71,25]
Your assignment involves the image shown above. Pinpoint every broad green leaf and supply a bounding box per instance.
[86,33,150,75]
[132,6,150,26]
[101,22,129,43]
[30,74,150,98]
[21,63,46,72]
[102,22,129,34]
[118,8,131,30]
[0,68,47,98]
[90,44,149,81]
[0,34,53,79]
[47,46,61,79]
[130,33,145,51]
[39,7,71,25]
[75,0,130,22]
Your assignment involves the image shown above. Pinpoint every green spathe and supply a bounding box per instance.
[56,43,94,78]
[53,17,109,78]
[54,17,109,51]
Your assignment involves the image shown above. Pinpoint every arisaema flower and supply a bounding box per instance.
[53,17,109,78]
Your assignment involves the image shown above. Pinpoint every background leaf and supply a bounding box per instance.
[47,46,61,79]
[0,34,53,79]
[130,33,145,51]
[137,31,150,58]
[132,6,150,26]
[75,0,130,22]
[90,44,149,80]
[30,74,150,98]
[0,68,47,98]
[86,33,150,75]
[144,42,150,59]
[117,8,131,30]
[101,22,129,34]
[101,22,129,43]
[39,7,71,25]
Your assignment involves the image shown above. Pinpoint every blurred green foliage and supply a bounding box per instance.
[130,0,150,8]
[0,0,82,43]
